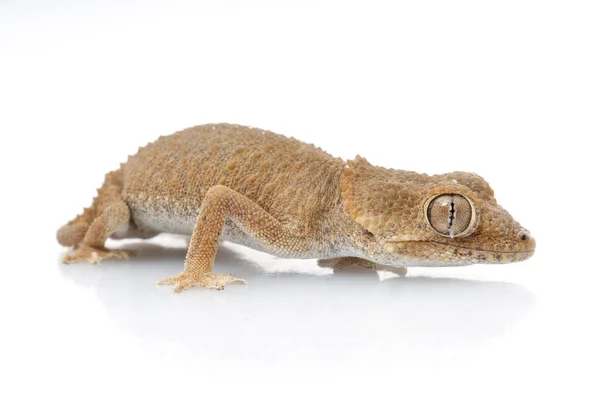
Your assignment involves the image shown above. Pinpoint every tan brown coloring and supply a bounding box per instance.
[57,123,535,292]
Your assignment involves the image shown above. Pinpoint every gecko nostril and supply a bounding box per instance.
[520,232,528,241]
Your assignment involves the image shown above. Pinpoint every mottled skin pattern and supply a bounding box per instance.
[57,123,535,292]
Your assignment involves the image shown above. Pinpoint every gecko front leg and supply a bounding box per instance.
[157,185,308,292]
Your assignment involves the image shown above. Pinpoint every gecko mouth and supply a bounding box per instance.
[386,240,535,253]
[383,239,536,265]
[423,241,535,255]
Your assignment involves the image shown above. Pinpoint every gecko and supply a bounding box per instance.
[57,123,536,292]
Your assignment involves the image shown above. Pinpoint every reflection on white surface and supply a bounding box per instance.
[58,236,535,369]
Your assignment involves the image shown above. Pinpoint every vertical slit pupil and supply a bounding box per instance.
[448,198,456,229]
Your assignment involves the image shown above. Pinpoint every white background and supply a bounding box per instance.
[1,1,599,397]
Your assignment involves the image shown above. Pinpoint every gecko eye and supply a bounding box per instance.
[426,194,474,238]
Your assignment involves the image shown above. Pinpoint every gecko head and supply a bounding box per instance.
[341,156,535,267]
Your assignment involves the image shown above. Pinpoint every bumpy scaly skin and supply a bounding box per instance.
[57,123,535,292]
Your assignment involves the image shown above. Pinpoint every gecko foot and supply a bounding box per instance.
[318,257,407,276]
[62,245,132,264]
[157,272,246,292]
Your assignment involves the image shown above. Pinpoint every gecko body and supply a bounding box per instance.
[57,124,535,291]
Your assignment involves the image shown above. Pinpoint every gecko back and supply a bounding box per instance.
[122,123,345,235]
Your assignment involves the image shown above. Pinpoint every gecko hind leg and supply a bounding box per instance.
[318,257,407,276]
[62,200,133,264]
[59,169,134,264]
